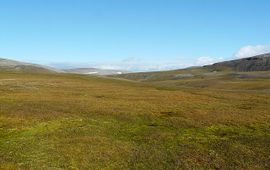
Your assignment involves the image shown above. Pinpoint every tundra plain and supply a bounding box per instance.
[0,71,270,169]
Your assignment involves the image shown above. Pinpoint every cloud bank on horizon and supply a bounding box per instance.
[46,44,270,72]
[49,59,189,72]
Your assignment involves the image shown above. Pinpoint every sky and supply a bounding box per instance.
[0,0,270,71]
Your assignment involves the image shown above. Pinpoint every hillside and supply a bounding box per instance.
[112,53,270,83]
[0,71,269,169]
[0,58,58,73]
[206,53,270,72]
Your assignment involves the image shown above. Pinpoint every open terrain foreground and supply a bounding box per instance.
[0,71,270,169]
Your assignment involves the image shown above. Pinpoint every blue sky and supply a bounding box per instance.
[0,0,270,71]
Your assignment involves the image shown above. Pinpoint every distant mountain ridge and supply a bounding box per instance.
[112,53,270,82]
[205,53,270,72]
[1,53,269,75]
[0,58,58,73]
[0,58,129,75]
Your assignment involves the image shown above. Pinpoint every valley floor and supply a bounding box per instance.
[0,72,270,169]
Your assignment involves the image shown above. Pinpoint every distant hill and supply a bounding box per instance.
[0,58,58,73]
[205,53,270,72]
[111,53,270,82]
[63,68,129,75]
[0,58,129,75]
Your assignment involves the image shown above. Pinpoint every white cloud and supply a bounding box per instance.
[50,55,227,72]
[235,45,270,59]
[99,60,189,72]
[48,58,190,72]
[195,57,223,66]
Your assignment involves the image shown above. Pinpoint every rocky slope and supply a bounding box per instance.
[206,53,270,72]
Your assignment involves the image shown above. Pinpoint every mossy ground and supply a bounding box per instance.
[0,72,270,169]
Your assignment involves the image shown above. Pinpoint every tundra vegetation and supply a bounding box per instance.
[0,70,270,169]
